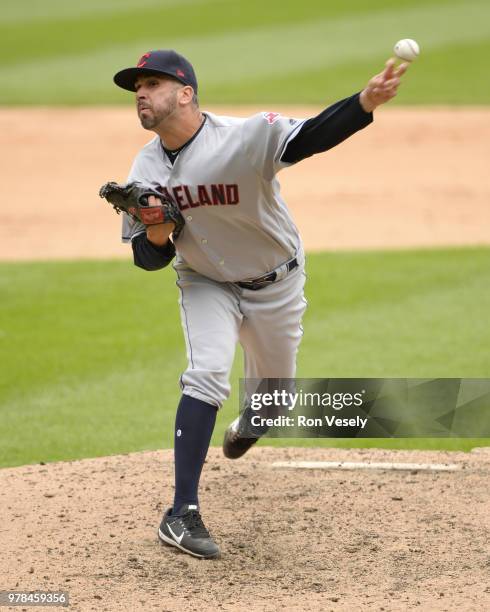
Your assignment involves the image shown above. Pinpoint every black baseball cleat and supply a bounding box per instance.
[223,416,259,459]
[158,504,220,559]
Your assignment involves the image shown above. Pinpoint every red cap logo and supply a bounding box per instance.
[176,69,185,78]
[137,53,151,68]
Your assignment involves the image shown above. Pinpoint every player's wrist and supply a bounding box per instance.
[146,222,175,247]
[359,89,377,113]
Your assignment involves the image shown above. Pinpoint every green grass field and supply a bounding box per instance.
[1,248,489,468]
[1,0,489,105]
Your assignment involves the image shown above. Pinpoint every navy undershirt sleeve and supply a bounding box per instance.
[131,232,176,271]
[281,92,373,164]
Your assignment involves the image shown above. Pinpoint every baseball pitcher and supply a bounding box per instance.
[100,49,408,559]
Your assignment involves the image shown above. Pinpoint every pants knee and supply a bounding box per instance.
[180,367,231,409]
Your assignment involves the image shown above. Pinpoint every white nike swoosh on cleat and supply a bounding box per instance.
[167,524,185,544]
[158,528,218,559]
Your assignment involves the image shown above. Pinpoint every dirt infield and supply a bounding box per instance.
[1,447,489,611]
[1,106,489,260]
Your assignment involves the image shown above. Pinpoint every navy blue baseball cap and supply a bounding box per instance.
[113,49,198,93]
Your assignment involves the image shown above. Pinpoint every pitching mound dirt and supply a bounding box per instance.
[1,447,489,611]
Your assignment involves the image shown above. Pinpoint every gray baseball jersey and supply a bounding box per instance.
[122,111,307,282]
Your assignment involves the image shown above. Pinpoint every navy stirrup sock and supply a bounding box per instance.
[172,394,217,515]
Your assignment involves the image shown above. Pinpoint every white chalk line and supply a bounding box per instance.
[271,461,461,472]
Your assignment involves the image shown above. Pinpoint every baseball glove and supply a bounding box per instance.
[99,181,184,240]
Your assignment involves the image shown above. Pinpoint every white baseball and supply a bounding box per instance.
[393,39,420,62]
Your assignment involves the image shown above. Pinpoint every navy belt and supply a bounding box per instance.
[236,257,298,291]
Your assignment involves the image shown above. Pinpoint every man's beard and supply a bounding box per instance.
[138,94,177,130]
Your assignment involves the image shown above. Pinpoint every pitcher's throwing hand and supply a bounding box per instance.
[360,58,409,112]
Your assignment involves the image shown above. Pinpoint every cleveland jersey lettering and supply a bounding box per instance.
[156,183,240,209]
